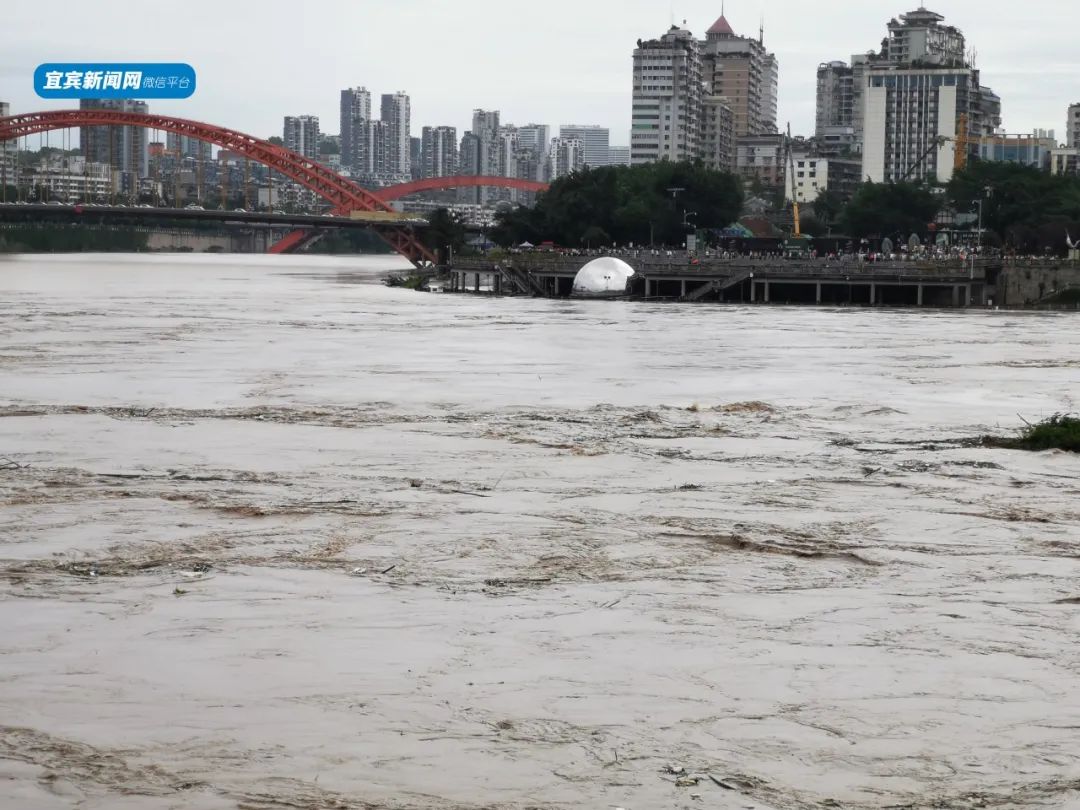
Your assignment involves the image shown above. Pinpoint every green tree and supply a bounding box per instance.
[580,225,611,248]
[797,215,827,238]
[267,136,284,147]
[811,189,846,233]
[842,181,940,239]
[947,161,1080,251]
[491,162,742,248]
[422,208,467,263]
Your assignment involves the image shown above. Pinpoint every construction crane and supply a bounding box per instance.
[900,115,974,181]
[786,123,801,237]
[900,136,948,181]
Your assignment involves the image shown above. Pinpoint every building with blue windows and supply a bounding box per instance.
[976,131,1057,168]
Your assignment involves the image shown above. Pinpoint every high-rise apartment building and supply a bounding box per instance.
[459,132,481,176]
[631,17,776,167]
[0,102,10,151]
[459,109,501,203]
[558,125,610,168]
[380,92,411,182]
[491,125,530,203]
[1068,104,1080,149]
[701,15,778,137]
[551,137,585,179]
[701,96,736,172]
[166,133,211,163]
[516,124,551,181]
[0,102,10,173]
[80,99,149,192]
[283,115,320,161]
[353,119,390,184]
[421,126,457,178]
[517,124,550,157]
[631,25,702,164]
[856,8,1000,183]
[340,87,371,170]
[816,61,855,136]
[410,137,422,180]
[494,126,519,177]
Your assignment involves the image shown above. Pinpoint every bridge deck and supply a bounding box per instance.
[0,203,427,228]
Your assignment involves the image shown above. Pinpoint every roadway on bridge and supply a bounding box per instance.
[0,203,428,229]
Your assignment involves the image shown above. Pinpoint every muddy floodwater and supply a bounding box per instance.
[1,252,1079,810]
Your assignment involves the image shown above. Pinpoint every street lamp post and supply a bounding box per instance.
[974,199,983,252]
[971,198,985,280]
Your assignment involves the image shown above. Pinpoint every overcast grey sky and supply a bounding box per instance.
[3,0,1078,144]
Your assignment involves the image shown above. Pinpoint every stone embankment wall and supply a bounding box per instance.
[999,264,1080,306]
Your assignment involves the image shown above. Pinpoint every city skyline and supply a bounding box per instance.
[2,1,1078,145]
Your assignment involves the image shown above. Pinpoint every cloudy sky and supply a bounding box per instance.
[2,0,1077,144]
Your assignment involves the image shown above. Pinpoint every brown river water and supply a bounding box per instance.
[1,252,1079,809]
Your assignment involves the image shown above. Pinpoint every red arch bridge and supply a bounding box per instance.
[0,109,549,265]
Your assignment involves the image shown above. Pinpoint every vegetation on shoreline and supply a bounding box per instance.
[490,161,743,249]
[480,160,1080,252]
[0,226,148,252]
[983,414,1080,452]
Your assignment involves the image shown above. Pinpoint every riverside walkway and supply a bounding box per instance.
[448,253,1004,307]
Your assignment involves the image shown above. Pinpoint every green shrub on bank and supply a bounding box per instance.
[1017,414,1080,452]
[984,414,1080,452]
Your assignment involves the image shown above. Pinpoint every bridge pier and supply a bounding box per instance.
[917,284,924,306]
[816,282,822,304]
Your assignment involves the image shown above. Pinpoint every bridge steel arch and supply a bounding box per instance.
[375,175,549,202]
[0,109,436,264]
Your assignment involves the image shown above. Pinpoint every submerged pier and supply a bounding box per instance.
[448,254,1004,307]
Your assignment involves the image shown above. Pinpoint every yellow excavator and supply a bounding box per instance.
[784,123,812,257]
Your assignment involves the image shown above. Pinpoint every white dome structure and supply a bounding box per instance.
[572,257,635,297]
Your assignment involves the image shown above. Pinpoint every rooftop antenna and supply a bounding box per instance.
[759,14,764,44]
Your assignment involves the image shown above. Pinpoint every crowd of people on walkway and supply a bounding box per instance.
[496,243,1075,265]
